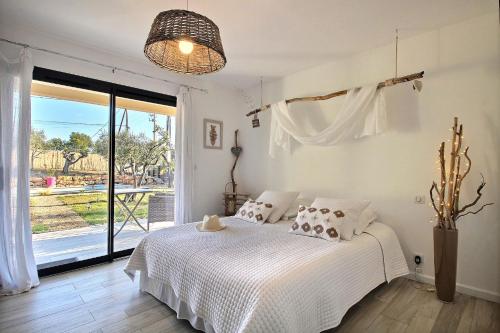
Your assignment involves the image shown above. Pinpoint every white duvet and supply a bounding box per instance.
[125,218,408,333]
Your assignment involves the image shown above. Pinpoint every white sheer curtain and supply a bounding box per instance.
[0,49,39,295]
[269,85,387,158]
[174,87,194,225]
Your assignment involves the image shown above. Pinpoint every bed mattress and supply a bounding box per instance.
[125,218,408,333]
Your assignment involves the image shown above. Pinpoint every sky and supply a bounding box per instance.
[31,96,174,142]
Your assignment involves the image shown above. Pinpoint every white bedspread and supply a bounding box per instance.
[125,219,408,333]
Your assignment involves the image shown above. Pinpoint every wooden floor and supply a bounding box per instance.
[0,260,498,333]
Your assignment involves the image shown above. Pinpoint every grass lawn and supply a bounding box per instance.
[57,192,156,225]
[32,224,49,234]
[30,188,173,233]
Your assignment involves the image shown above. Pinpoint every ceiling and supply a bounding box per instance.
[0,0,497,88]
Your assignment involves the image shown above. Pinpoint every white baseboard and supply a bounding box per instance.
[406,271,500,303]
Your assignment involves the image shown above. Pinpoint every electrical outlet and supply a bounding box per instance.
[414,254,424,265]
[414,195,426,204]
[415,267,423,274]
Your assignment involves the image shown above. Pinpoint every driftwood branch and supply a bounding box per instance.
[445,117,458,229]
[429,118,493,230]
[438,142,446,220]
[457,174,486,215]
[245,71,424,117]
[461,147,471,181]
[455,203,494,221]
[430,182,441,217]
[452,146,470,220]
[230,130,241,194]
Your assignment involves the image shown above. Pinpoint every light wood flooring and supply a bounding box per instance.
[0,259,498,333]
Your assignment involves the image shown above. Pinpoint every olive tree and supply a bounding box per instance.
[30,129,47,168]
[61,132,93,174]
[94,129,172,188]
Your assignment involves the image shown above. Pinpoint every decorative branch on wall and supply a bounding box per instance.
[223,130,249,216]
[229,130,241,194]
[245,71,424,117]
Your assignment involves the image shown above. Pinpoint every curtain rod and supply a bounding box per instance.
[0,37,208,93]
[246,71,424,117]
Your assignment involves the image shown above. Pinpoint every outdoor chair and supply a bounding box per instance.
[147,192,174,229]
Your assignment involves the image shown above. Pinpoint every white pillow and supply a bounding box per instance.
[290,205,354,242]
[282,197,314,220]
[311,198,370,240]
[235,199,274,224]
[255,190,299,223]
[354,207,378,235]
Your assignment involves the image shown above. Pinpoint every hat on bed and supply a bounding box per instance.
[196,215,226,232]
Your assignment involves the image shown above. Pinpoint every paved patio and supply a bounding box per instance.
[33,220,173,267]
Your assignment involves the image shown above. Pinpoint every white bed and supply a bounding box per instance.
[125,218,408,333]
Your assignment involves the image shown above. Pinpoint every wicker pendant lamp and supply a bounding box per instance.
[144,5,226,75]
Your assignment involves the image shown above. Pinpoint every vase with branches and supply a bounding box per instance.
[429,117,493,302]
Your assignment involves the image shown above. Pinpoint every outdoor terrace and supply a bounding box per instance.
[30,187,174,267]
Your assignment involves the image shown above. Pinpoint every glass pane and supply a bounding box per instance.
[113,96,176,252]
[30,80,110,269]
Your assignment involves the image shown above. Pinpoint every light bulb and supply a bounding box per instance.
[179,40,194,55]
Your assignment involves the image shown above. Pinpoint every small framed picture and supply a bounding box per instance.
[203,119,223,149]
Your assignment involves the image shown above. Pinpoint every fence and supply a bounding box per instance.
[31,150,107,172]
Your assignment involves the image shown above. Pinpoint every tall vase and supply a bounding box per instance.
[433,226,458,302]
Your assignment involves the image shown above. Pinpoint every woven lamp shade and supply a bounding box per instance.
[144,10,226,75]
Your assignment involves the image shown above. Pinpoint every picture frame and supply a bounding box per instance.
[203,119,223,149]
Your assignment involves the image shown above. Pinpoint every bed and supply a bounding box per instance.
[124,217,408,333]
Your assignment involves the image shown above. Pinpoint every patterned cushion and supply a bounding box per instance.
[289,205,342,242]
[311,198,370,240]
[235,199,274,224]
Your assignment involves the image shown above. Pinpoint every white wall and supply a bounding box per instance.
[0,24,246,221]
[239,13,500,301]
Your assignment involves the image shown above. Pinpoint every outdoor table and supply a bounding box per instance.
[99,187,155,237]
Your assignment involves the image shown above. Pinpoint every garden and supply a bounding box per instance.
[30,190,173,234]
[29,116,175,234]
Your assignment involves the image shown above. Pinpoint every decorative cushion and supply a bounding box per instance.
[289,205,342,242]
[354,207,378,235]
[255,190,299,223]
[235,199,274,224]
[311,198,370,240]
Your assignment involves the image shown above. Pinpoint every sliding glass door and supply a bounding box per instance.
[30,67,176,275]
[30,80,110,269]
[112,96,176,253]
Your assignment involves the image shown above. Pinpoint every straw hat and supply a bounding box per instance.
[196,215,226,232]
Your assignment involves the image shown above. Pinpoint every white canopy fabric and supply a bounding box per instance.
[269,85,387,158]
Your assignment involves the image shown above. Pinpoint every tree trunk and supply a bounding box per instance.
[166,164,172,187]
[63,156,83,174]
[138,165,147,188]
[63,159,72,174]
